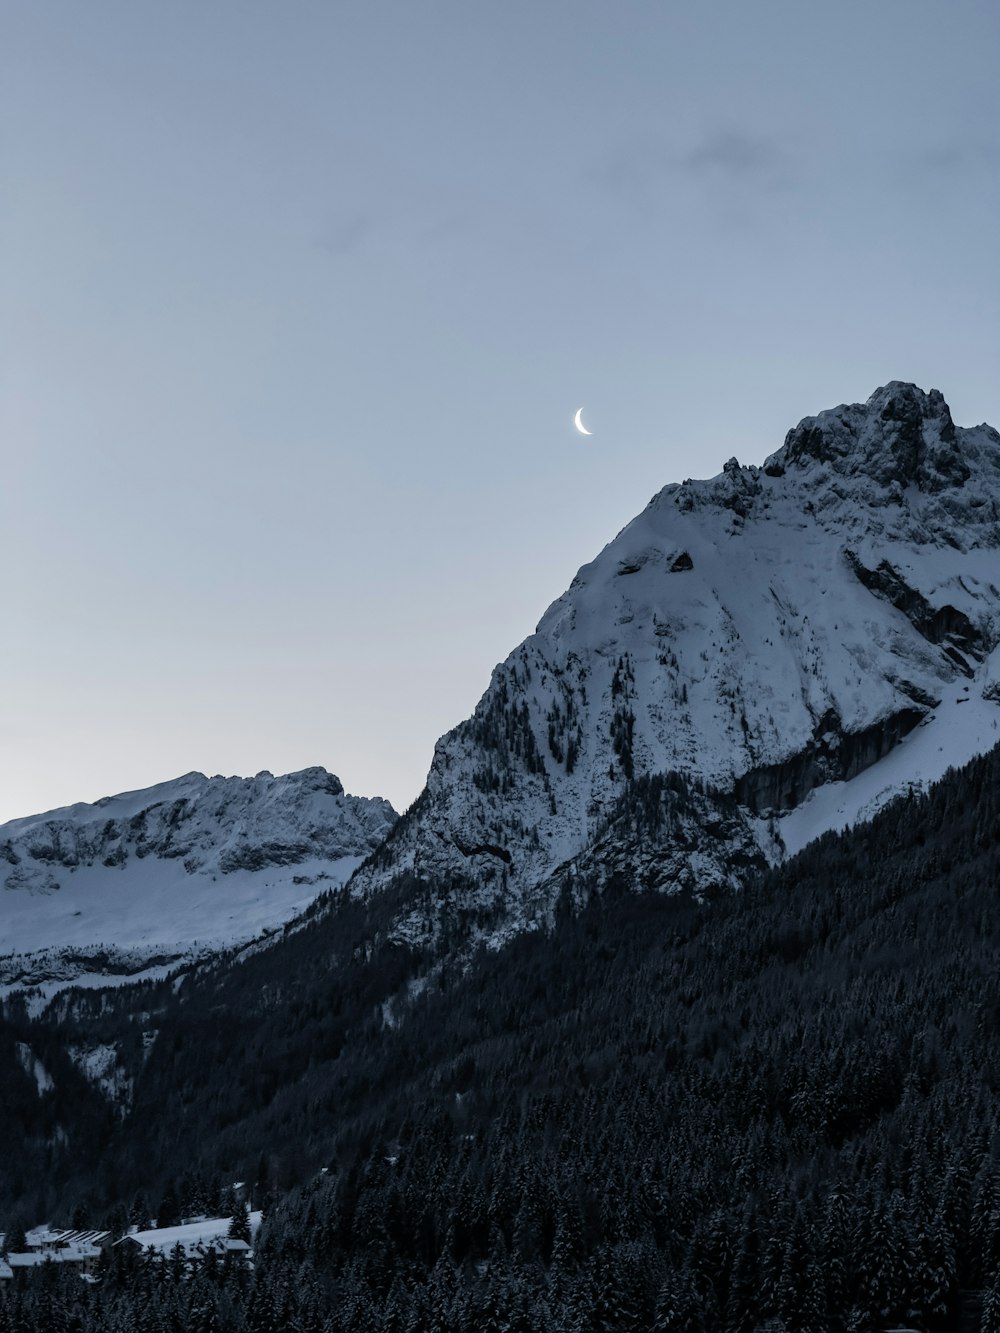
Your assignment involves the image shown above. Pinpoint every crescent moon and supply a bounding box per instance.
[574,407,592,436]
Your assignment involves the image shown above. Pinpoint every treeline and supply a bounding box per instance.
[3,744,1000,1328]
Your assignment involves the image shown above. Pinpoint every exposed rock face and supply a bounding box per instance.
[0,767,396,889]
[733,707,925,814]
[844,551,986,670]
[348,383,1000,950]
[780,382,970,493]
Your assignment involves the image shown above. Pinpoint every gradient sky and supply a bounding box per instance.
[3,0,999,821]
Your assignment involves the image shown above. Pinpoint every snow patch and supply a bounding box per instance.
[67,1042,131,1106]
[15,1041,54,1094]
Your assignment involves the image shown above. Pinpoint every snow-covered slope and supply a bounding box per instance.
[0,767,397,988]
[350,383,1000,944]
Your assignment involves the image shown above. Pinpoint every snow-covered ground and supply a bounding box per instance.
[127,1211,263,1256]
[13,964,185,1017]
[0,853,364,994]
[66,1041,137,1105]
[1,852,362,962]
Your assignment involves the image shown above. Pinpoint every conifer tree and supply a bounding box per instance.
[983,1281,1000,1333]
[229,1200,252,1245]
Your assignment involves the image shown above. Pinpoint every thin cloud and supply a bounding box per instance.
[316,209,376,256]
[588,128,799,219]
[912,141,1000,176]
[682,130,789,184]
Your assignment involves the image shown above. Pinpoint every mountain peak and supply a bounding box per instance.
[770,380,969,493]
[284,766,346,797]
[348,381,1000,953]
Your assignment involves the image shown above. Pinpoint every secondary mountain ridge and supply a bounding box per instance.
[0,767,397,989]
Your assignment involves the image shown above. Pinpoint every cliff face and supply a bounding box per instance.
[349,383,1000,946]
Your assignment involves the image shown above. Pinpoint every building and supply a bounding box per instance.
[117,1213,260,1266]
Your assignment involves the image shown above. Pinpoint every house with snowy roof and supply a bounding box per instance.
[5,1228,111,1277]
[24,1227,111,1255]
[117,1213,260,1266]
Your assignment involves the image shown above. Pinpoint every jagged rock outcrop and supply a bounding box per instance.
[843,550,986,671]
[779,384,971,492]
[1,767,396,887]
[348,383,1000,949]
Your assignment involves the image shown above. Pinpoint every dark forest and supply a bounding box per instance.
[3,744,1000,1331]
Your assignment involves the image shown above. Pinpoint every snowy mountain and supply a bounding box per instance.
[0,767,397,990]
[350,383,1000,944]
[6,382,999,988]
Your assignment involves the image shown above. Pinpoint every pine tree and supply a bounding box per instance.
[652,1267,701,1333]
[983,1281,1000,1333]
[157,1184,181,1230]
[2,1218,26,1254]
[229,1201,252,1245]
[726,1209,761,1333]
[552,1195,584,1273]
[105,1201,130,1240]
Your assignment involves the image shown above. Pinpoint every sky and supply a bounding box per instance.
[2,0,999,821]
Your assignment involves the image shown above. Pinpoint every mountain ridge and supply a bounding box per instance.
[0,766,397,990]
[347,382,1000,947]
[5,382,1000,983]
